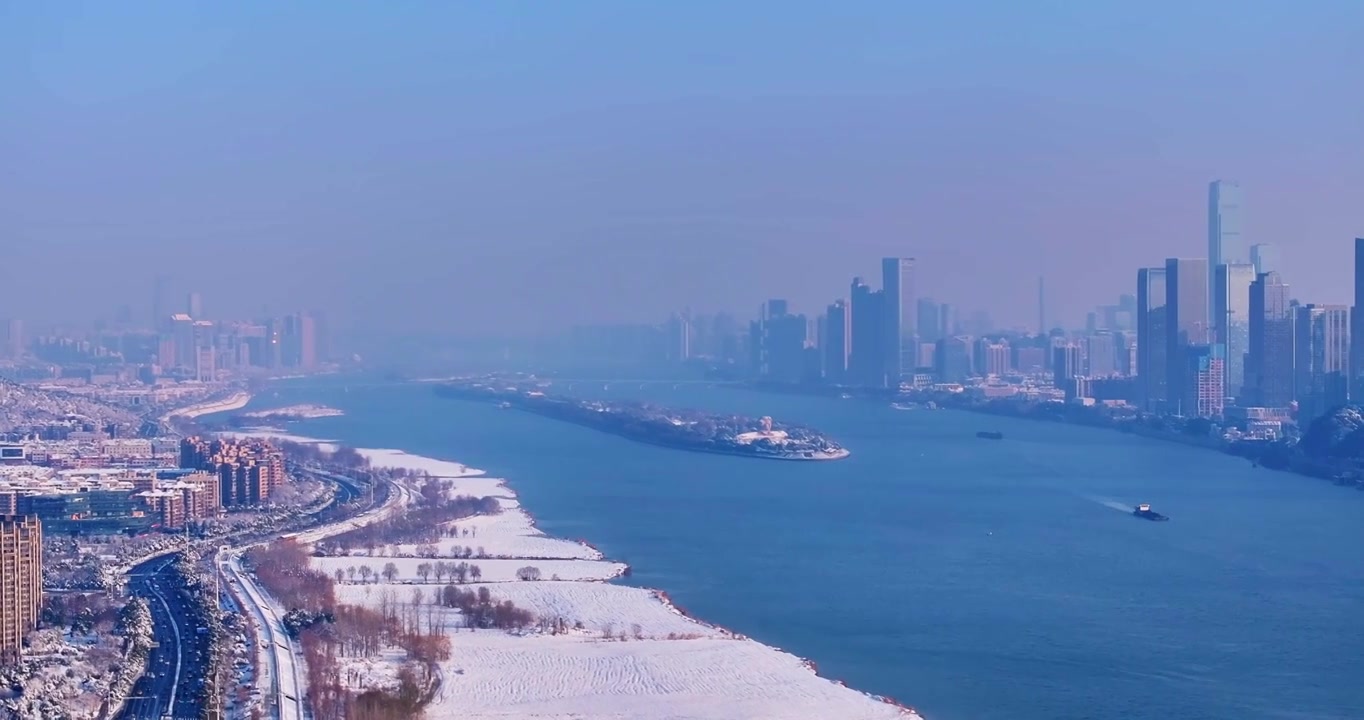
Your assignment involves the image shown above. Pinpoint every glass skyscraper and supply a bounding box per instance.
[881,257,916,388]
[1214,263,1255,402]
[1208,180,1246,301]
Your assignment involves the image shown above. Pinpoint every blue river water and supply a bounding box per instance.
[248,378,1364,720]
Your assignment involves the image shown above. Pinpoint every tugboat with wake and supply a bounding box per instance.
[1132,503,1169,521]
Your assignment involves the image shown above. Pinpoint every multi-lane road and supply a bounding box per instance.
[117,555,206,720]
[113,465,399,720]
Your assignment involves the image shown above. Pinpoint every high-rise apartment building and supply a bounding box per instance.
[180,437,285,508]
[1295,304,1350,424]
[1136,267,1168,411]
[1185,345,1226,418]
[822,300,850,383]
[1214,263,1255,403]
[1083,333,1118,377]
[881,257,916,387]
[186,292,203,319]
[0,516,42,663]
[980,341,1011,376]
[1250,243,1278,275]
[1247,272,1294,407]
[1165,258,1210,415]
[1208,180,1246,299]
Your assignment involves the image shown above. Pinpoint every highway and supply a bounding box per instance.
[117,555,206,720]
[114,465,399,720]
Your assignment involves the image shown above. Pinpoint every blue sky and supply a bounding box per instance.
[2,1,1361,335]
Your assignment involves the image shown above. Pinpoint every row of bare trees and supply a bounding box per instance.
[328,561,486,585]
[246,539,453,720]
[324,493,500,552]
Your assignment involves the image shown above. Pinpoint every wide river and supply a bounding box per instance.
[261,377,1364,720]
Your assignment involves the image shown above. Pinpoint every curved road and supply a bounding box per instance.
[117,555,205,720]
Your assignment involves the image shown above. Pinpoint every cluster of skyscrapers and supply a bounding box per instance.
[751,258,924,387]
[1136,180,1357,425]
[154,290,324,381]
[2,285,328,383]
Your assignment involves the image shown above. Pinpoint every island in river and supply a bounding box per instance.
[434,378,850,461]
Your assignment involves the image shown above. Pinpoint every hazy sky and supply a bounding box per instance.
[3,2,1362,336]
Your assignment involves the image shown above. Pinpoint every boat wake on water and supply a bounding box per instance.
[1083,495,1138,513]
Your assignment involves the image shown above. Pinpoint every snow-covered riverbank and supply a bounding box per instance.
[162,391,253,422]
[304,444,919,720]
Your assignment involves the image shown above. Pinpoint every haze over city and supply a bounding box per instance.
[4,2,1362,338]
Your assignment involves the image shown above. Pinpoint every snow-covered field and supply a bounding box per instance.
[243,404,344,419]
[298,442,921,720]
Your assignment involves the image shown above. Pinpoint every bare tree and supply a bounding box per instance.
[469,564,482,582]
[417,562,433,583]
[433,561,448,583]
[358,565,373,584]
[346,566,356,582]
[516,566,542,582]
[334,568,345,584]
[382,562,399,583]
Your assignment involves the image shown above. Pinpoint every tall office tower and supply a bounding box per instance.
[1037,276,1046,334]
[1052,344,1081,387]
[1250,243,1279,275]
[939,303,956,338]
[1247,272,1294,407]
[933,336,973,383]
[2,319,22,358]
[167,313,196,370]
[1165,258,1210,414]
[916,298,941,343]
[1353,238,1364,400]
[1083,333,1117,377]
[822,300,850,383]
[1295,304,1351,423]
[881,257,916,387]
[0,516,43,663]
[665,312,691,362]
[1214,263,1255,404]
[849,279,885,388]
[186,292,203,319]
[762,312,809,384]
[192,320,216,381]
[1208,180,1246,299]
[279,312,319,369]
[1136,268,1169,411]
